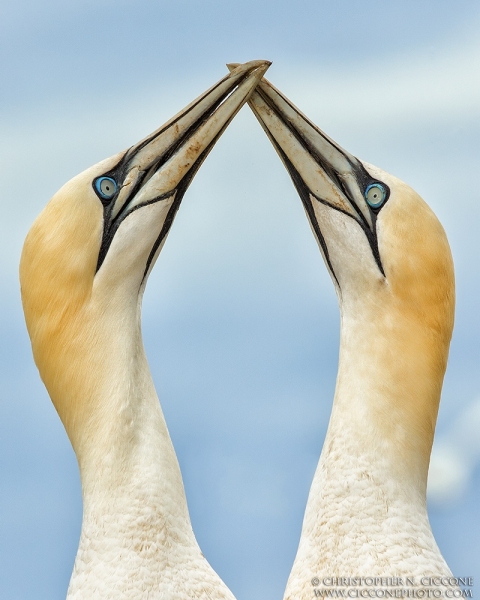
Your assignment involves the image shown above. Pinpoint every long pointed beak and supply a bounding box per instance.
[227,66,389,275]
[96,60,271,271]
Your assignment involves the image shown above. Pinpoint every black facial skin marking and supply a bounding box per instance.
[91,71,253,275]
[253,85,390,285]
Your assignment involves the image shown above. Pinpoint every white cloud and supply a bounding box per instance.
[428,397,480,506]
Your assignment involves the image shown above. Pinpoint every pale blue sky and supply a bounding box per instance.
[1,1,479,598]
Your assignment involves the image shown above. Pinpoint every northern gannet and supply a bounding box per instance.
[237,72,456,595]
[20,60,270,599]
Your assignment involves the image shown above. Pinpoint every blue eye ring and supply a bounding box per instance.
[95,176,118,200]
[365,183,386,208]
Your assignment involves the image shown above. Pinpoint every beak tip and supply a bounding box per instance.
[227,60,271,76]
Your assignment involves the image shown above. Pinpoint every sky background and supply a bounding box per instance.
[1,1,479,598]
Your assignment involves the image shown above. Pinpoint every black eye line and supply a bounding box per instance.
[96,101,231,275]
[94,69,263,276]
[96,189,177,273]
[255,84,392,210]
[311,162,388,277]
[262,119,388,279]
[307,188,386,278]
[257,86,355,216]
[94,78,238,213]
[254,85,388,236]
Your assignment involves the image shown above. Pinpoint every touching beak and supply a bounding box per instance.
[227,66,389,276]
[96,60,271,271]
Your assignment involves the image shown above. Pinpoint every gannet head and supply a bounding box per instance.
[242,76,454,340]
[242,75,455,478]
[20,60,270,449]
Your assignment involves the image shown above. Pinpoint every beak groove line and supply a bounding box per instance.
[94,61,270,275]
[248,81,386,279]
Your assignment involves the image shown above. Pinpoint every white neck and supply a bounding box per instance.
[285,302,451,599]
[66,302,234,599]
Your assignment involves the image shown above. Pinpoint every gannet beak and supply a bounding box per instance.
[227,66,388,277]
[96,60,271,272]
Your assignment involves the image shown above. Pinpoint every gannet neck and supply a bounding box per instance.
[283,302,454,593]
[22,246,230,597]
[66,309,230,598]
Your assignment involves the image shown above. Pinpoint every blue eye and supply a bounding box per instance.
[95,177,118,200]
[365,183,386,208]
